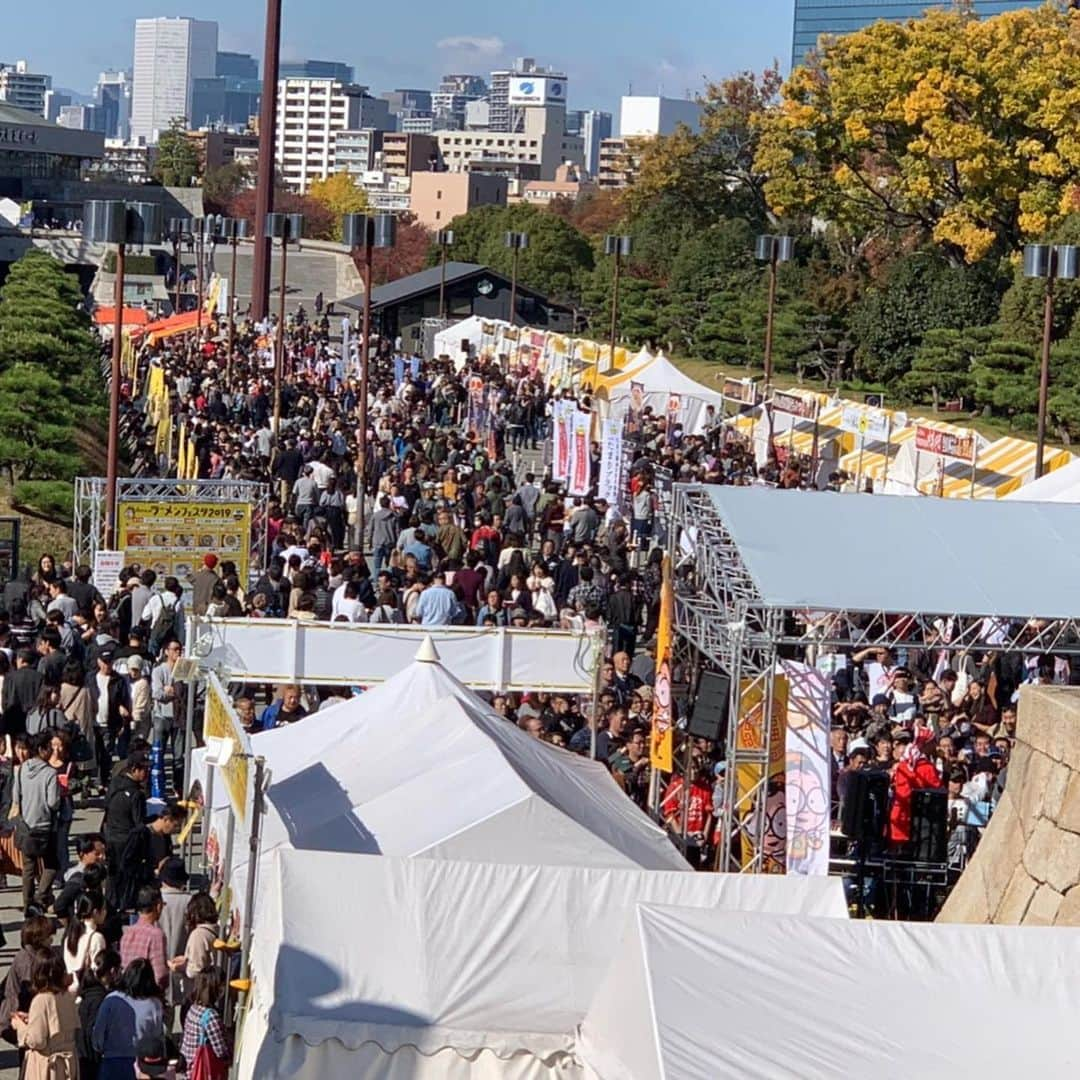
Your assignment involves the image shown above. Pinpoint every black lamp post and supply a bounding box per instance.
[604,234,632,373]
[754,234,795,389]
[435,229,455,321]
[83,199,163,546]
[504,231,529,326]
[343,212,398,549]
[1024,243,1079,477]
[265,212,304,437]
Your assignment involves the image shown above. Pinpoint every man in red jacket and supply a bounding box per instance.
[889,727,942,848]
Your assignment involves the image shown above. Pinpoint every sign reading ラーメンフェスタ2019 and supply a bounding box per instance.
[117,500,251,584]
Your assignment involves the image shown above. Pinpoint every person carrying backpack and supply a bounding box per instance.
[141,577,183,657]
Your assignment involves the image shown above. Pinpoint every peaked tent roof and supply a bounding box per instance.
[578,905,1080,1080]
[1005,455,1080,503]
[238,851,846,1079]
[234,648,689,873]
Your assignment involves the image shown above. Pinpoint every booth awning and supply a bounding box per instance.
[918,435,1073,499]
[93,306,150,327]
[132,310,202,345]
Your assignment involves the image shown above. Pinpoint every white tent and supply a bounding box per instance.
[601,352,725,435]
[434,315,487,368]
[1005,456,1080,502]
[220,642,688,878]
[236,851,847,1080]
[578,905,1080,1080]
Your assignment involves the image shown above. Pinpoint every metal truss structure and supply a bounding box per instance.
[74,476,271,586]
[668,482,1080,874]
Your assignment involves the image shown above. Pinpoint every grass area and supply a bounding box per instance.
[669,355,1063,450]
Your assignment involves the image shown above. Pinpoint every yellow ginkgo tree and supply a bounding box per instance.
[754,5,1080,262]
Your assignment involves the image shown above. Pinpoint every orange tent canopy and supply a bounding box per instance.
[93,307,150,327]
[132,310,203,344]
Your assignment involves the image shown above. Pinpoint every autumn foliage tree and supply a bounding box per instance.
[307,172,370,241]
[755,6,1080,262]
[367,214,431,286]
[226,185,336,242]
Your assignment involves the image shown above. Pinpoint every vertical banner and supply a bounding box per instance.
[736,675,789,871]
[597,417,624,505]
[625,381,645,440]
[666,394,682,444]
[649,554,674,772]
[552,400,572,484]
[466,375,485,436]
[568,410,592,496]
[781,660,831,876]
[203,672,254,827]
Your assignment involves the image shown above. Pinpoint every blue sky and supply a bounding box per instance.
[9,0,795,119]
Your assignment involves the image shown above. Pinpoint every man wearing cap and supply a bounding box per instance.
[190,554,219,617]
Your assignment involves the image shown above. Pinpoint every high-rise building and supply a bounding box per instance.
[57,104,101,132]
[279,59,354,83]
[619,95,701,137]
[440,74,487,98]
[334,128,383,175]
[568,109,612,177]
[43,90,71,124]
[95,70,132,140]
[216,51,258,80]
[275,77,392,192]
[131,17,218,142]
[0,60,51,116]
[488,59,565,133]
[791,0,1044,66]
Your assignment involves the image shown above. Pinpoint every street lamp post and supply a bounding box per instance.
[435,229,454,321]
[221,218,249,386]
[1024,243,1079,477]
[343,212,398,551]
[166,217,185,314]
[754,234,795,390]
[83,199,163,547]
[251,0,283,321]
[265,212,303,439]
[604,234,633,373]
[504,231,529,326]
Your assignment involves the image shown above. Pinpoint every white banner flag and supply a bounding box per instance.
[568,410,592,496]
[781,660,832,877]
[598,417,623,505]
[552,399,573,484]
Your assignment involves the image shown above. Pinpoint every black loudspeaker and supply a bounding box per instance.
[840,769,890,844]
[910,788,948,863]
[688,671,731,743]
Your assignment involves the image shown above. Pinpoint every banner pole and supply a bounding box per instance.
[183,671,198,798]
[968,433,977,499]
[881,415,893,491]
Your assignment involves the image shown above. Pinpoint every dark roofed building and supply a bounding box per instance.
[339,261,575,351]
[0,101,104,199]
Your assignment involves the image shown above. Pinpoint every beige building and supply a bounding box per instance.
[186,129,259,173]
[409,171,508,229]
[435,105,583,181]
[520,162,586,205]
[382,132,439,177]
[597,136,648,190]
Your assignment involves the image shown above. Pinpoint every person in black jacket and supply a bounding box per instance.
[85,649,132,784]
[2,649,42,737]
[77,948,121,1080]
[102,752,148,904]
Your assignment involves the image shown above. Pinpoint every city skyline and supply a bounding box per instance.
[4,0,796,121]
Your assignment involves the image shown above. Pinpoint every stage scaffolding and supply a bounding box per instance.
[667,483,1080,873]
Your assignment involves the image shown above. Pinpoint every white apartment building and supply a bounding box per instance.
[0,61,51,117]
[275,78,390,192]
[131,17,218,143]
[435,105,583,181]
[619,95,702,137]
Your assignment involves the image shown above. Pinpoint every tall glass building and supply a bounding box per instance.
[792,1,1045,67]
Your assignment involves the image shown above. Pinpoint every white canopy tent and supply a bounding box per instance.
[434,314,487,367]
[209,642,688,891]
[236,851,847,1080]
[578,905,1080,1080]
[600,352,725,435]
[1004,456,1080,502]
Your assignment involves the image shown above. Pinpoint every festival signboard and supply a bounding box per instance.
[772,391,819,420]
[92,549,125,600]
[552,399,573,483]
[916,424,976,463]
[117,500,251,585]
[722,377,758,405]
[736,675,789,871]
[665,394,682,442]
[840,404,889,441]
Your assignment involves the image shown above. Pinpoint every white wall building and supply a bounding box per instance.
[619,95,702,137]
[489,57,566,133]
[0,61,51,117]
[275,78,387,193]
[131,17,218,143]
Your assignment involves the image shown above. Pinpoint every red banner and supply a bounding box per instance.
[916,425,975,462]
[772,391,818,419]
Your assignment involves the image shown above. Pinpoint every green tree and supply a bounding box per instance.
[0,365,78,485]
[203,161,251,215]
[439,204,594,305]
[899,327,989,409]
[152,118,200,187]
[971,338,1038,427]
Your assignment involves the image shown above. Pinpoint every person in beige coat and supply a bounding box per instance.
[59,661,96,785]
[13,953,79,1080]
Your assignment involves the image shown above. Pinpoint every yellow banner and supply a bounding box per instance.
[736,675,789,870]
[649,554,675,771]
[117,500,251,584]
[203,672,251,826]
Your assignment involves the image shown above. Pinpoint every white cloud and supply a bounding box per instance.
[436,35,505,56]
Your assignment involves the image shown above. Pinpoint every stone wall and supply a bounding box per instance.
[938,684,1080,925]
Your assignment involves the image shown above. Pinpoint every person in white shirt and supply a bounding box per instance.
[333,581,366,623]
